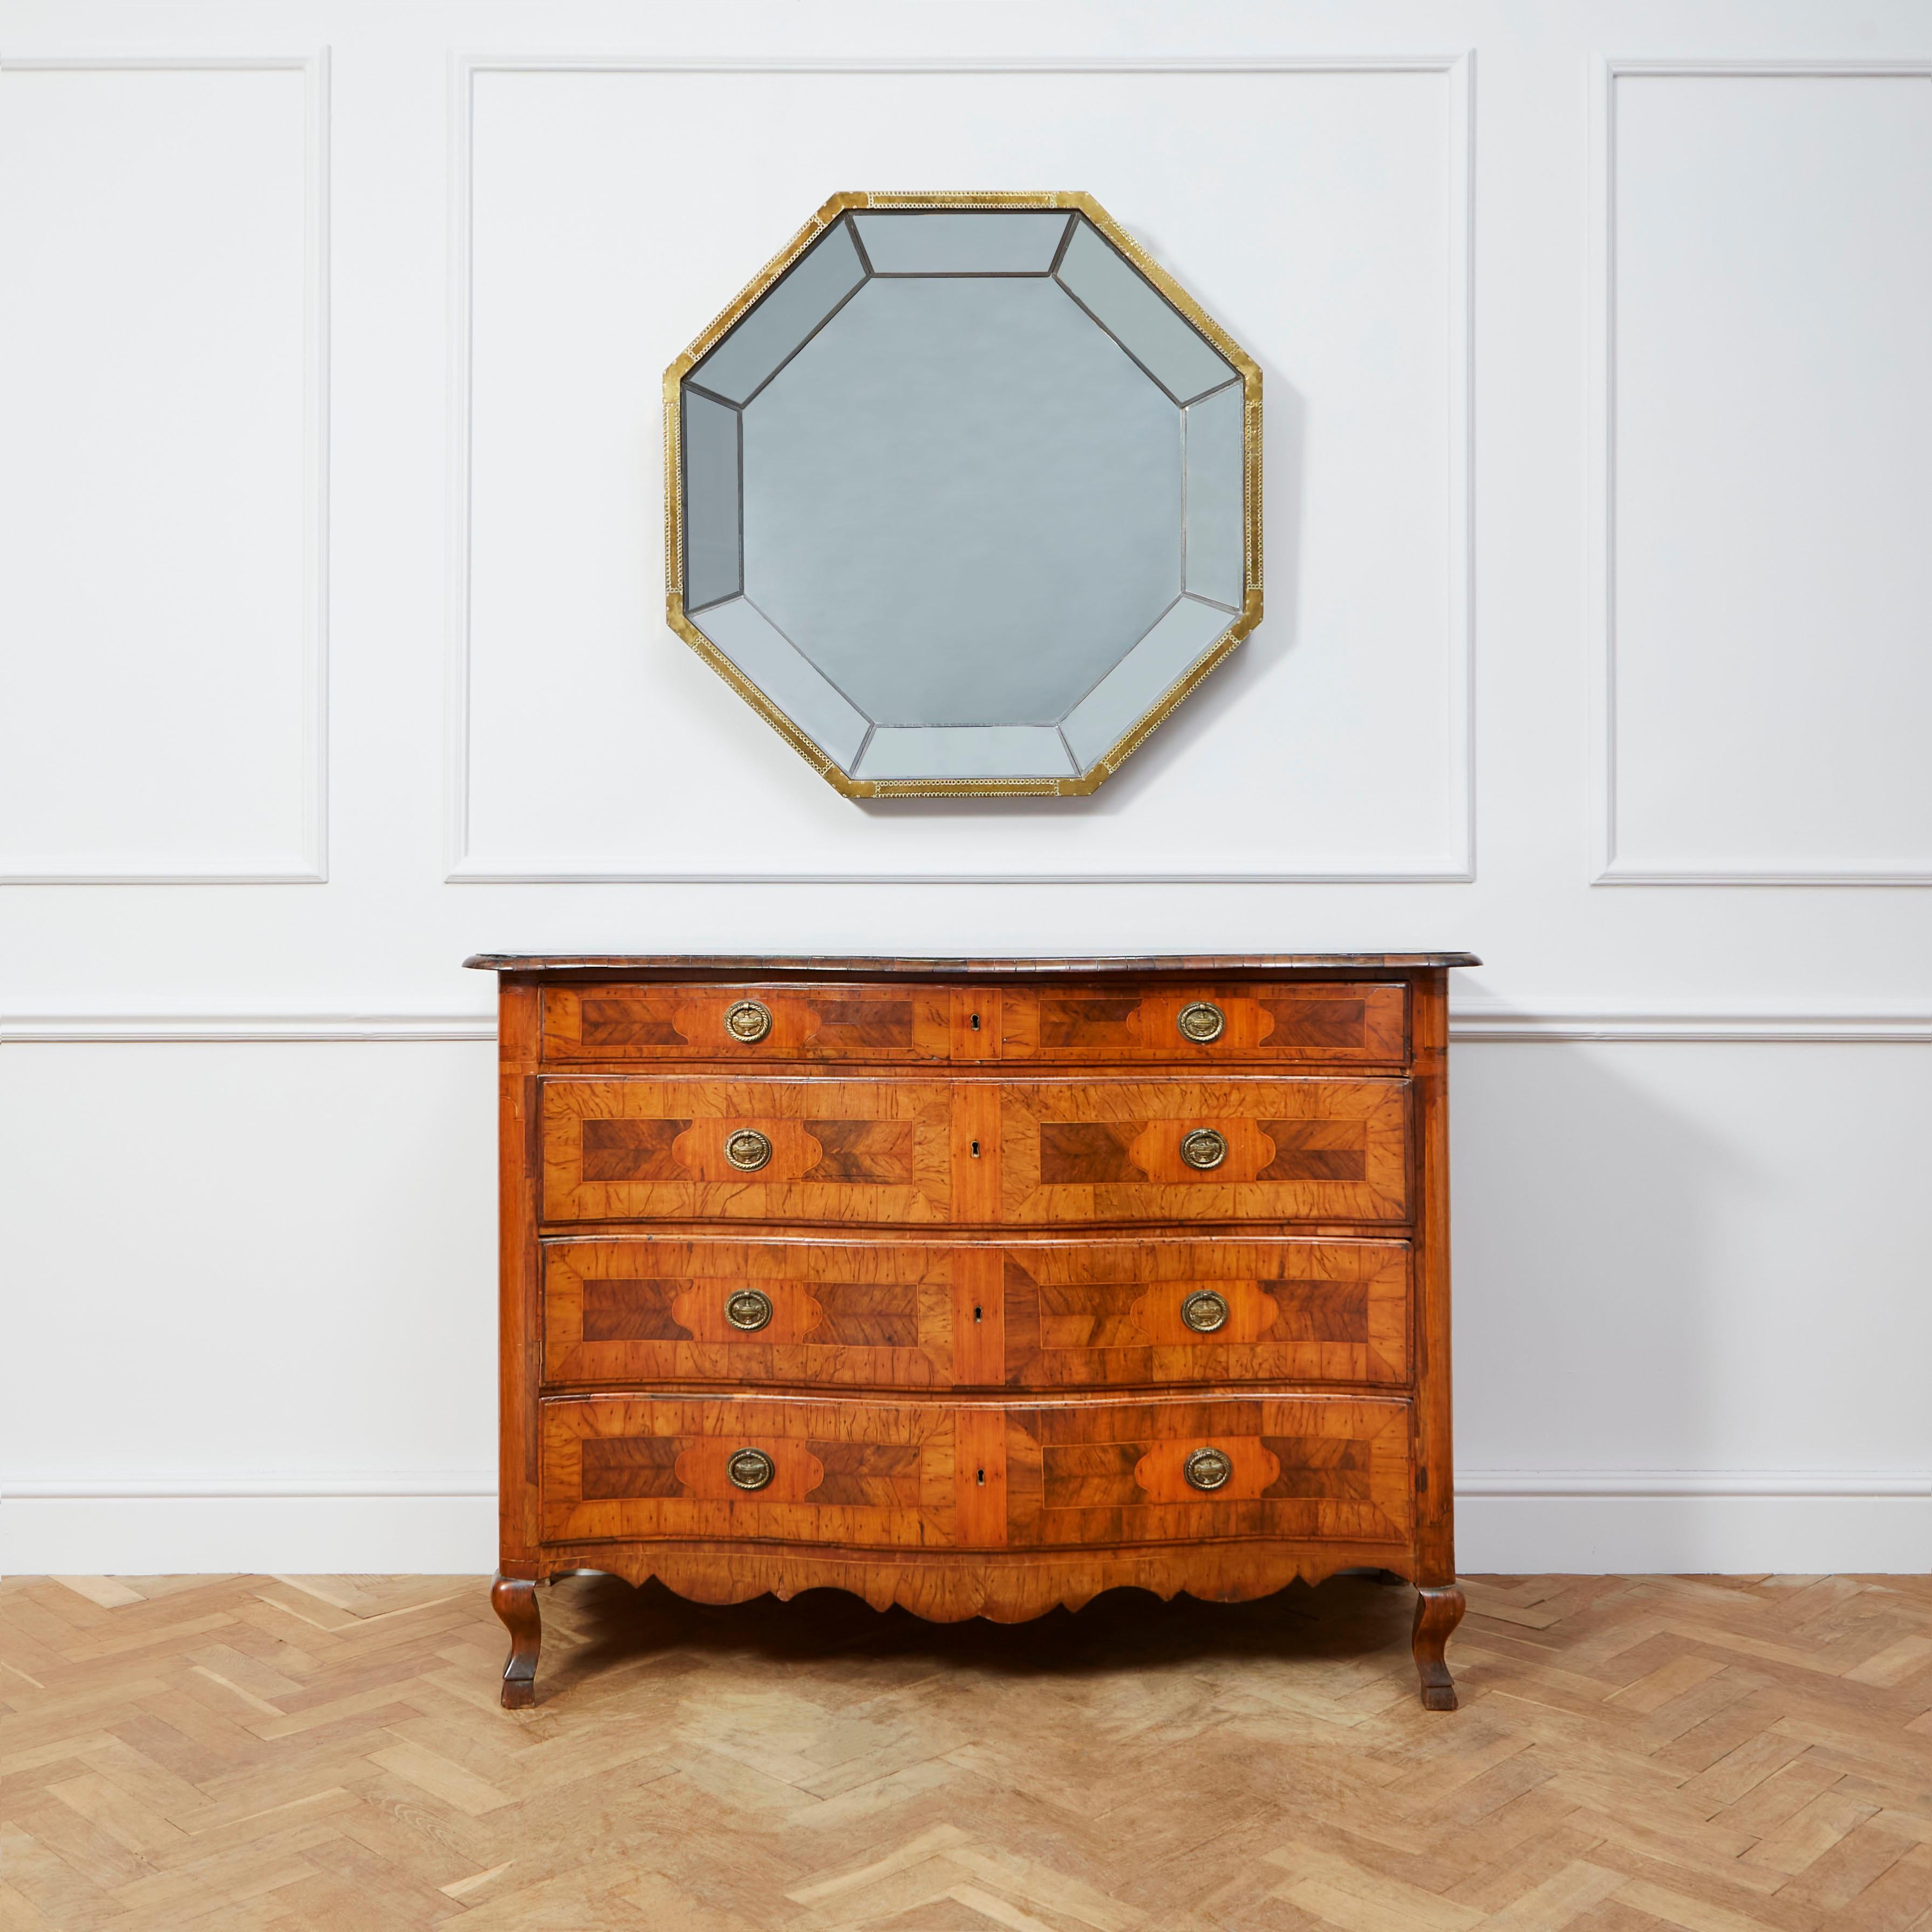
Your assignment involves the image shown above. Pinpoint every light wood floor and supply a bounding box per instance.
[2,1570,1930,1929]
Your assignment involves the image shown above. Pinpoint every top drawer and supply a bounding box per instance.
[544,980,1407,1067]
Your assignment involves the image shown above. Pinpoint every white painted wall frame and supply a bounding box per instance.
[443,54,1476,885]
[0,53,331,884]
[1589,57,1932,886]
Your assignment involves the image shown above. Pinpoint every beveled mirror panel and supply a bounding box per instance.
[666,192,1261,798]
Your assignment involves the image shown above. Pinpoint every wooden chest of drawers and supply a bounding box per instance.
[468,953,1476,1709]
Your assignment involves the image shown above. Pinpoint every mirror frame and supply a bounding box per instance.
[664,190,1262,799]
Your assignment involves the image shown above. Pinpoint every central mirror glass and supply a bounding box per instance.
[670,195,1260,797]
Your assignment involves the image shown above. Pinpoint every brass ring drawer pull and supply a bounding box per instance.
[1179,1127,1227,1170]
[1184,1446,1233,1492]
[1180,1290,1229,1333]
[724,999,772,1042]
[726,1448,774,1491]
[725,1288,773,1332]
[724,1128,772,1171]
[1177,1001,1225,1043]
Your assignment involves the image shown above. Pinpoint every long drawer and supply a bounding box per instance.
[541,980,1407,1066]
[538,1076,1410,1225]
[542,1234,1411,1389]
[539,1392,1414,1549]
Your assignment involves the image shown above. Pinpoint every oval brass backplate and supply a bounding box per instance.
[1179,1128,1227,1170]
[725,1288,774,1332]
[1180,1290,1229,1333]
[726,1448,774,1491]
[724,999,773,1042]
[1184,1446,1233,1491]
[1177,1001,1225,1043]
[723,1128,773,1171]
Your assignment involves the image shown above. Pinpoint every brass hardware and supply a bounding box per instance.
[724,999,772,1042]
[1179,1127,1227,1170]
[1177,1001,1225,1043]
[1184,1446,1233,1491]
[724,1128,773,1170]
[725,1288,773,1332]
[1180,1290,1229,1333]
[726,1448,774,1491]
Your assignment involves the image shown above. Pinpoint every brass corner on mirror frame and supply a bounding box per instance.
[664,189,1262,800]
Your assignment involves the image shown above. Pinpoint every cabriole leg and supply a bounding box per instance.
[491,1573,541,1709]
[1412,1583,1465,1711]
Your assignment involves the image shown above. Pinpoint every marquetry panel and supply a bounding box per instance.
[540,1395,1000,1547]
[998,982,1407,1063]
[543,1237,971,1387]
[540,1077,954,1223]
[1004,1395,1412,1547]
[1002,1238,1409,1387]
[997,1078,1410,1224]
[543,982,953,1061]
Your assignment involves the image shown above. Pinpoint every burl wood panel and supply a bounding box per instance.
[544,983,955,1062]
[540,1395,999,1549]
[997,982,1407,1063]
[542,1238,989,1389]
[1004,1395,1412,1548]
[540,1078,954,1224]
[998,1079,1410,1224]
[1001,1239,1409,1387]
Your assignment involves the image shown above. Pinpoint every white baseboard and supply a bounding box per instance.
[6,1472,1929,1579]
[0,1491,497,1575]
[1458,1474,1932,1574]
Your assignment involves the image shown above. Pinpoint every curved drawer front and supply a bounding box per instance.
[1000,1238,1409,1388]
[541,1234,1410,1389]
[538,1392,1412,1551]
[543,1238,979,1389]
[997,1078,1410,1224]
[544,984,955,1063]
[1006,1394,1413,1548]
[996,982,1406,1063]
[541,1077,959,1224]
[540,1395,1002,1549]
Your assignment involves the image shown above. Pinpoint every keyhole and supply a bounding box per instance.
[973,1306,982,1323]
[970,1013,981,1030]
[977,1469,986,1485]
[971,1139,980,1157]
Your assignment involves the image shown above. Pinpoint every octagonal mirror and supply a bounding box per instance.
[666,192,1260,797]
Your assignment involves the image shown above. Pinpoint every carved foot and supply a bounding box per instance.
[491,1573,540,1709]
[1412,1584,1465,1710]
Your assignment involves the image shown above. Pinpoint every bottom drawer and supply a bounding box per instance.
[540,1392,1412,1550]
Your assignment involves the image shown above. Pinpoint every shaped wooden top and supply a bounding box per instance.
[464,952,1480,978]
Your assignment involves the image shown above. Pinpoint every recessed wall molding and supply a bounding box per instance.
[0,52,331,885]
[1459,1469,1932,1499]
[1589,56,1932,888]
[445,52,1474,885]
[1,1471,495,1500]
[6,1005,1931,1046]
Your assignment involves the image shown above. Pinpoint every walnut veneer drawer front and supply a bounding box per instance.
[541,1235,1410,1389]
[538,1393,1411,1551]
[994,1078,1409,1224]
[541,1078,962,1224]
[541,1396,1000,1548]
[996,982,1407,1063]
[545,984,956,1062]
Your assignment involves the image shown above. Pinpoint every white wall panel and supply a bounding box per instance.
[1600,66,1932,882]
[0,1042,496,1572]
[4,2,1932,1578]
[0,61,324,881]
[455,62,1470,880]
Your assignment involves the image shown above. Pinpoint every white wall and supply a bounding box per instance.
[3,0,1930,1576]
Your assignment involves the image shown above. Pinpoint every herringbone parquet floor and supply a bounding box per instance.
[2,1569,1930,1930]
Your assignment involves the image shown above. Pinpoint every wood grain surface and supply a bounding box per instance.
[5,1566,1928,1929]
